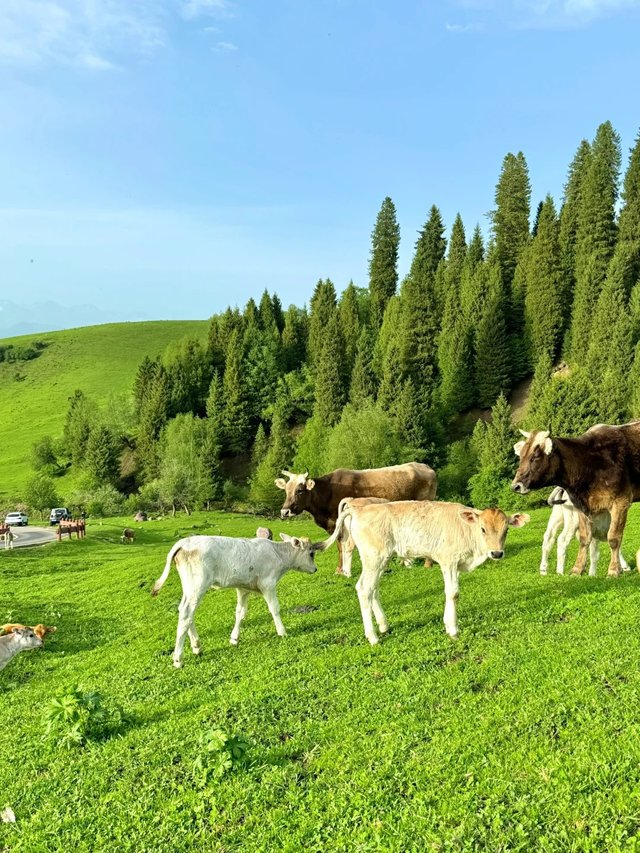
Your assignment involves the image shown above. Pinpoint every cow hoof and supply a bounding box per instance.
[229,637,238,646]
[540,569,547,576]
[192,646,202,656]
[367,635,379,646]
[335,567,349,576]
[379,624,389,635]
[607,569,621,578]
[173,659,183,669]
[570,565,584,576]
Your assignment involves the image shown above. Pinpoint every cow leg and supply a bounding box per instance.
[540,514,563,575]
[441,564,459,638]
[555,522,575,575]
[262,585,287,637]
[606,501,629,578]
[173,594,198,668]
[339,535,354,578]
[230,589,250,645]
[588,539,600,578]
[371,587,388,635]
[570,514,592,576]
[356,560,385,645]
[335,539,345,575]
[620,551,630,572]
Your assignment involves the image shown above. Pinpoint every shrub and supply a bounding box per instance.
[324,402,413,471]
[43,686,123,748]
[84,485,126,518]
[437,439,477,503]
[193,728,251,787]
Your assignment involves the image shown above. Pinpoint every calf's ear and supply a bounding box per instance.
[513,440,525,457]
[306,479,316,491]
[275,478,287,490]
[459,510,479,525]
[508,512,530,528]
[279,532,291,542]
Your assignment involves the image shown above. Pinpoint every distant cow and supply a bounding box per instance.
[151,533,324,667]
[256,527,273,540]
[121,528,135,544]
[540,487,630,577]
[275,463,437,574]
[0,627,43,671]
[0,529,13,550]
[320,500,528,645]
[512,423,640,576]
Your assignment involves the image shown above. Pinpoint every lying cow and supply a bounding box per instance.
[1,623,57,641]
[1,529,13,550]
[512,423,640,576]
[541,487,630,577]
[0,627,43,671]
[152,533,322,667]
[276,462,437,574]
[322,500,529,645]
[121,528,135,544]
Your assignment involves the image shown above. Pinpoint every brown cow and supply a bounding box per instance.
[512,423,640,577]
[275,463,437,574]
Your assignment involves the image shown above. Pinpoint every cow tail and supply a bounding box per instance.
[152,542,182,597]
[315,507,351,552]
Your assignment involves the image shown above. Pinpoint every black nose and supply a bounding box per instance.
[490,550,504,560]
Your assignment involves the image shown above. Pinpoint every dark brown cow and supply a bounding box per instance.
[511,424,640,577]
[275,463,437,573]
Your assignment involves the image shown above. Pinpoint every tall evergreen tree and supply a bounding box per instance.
[308,279,337,368]
[568,121,621,359]
[443,214,467,307]
[369,197,400,329]
[524,195,563,366]
[222,329,251,453]
[491,151,531,290]
[475,263,511,408]
[531,200,544,237]
[558,139,592,349]
[137,366,170,480]
[524,351,554,428]
[618,129,640,287]
[338,281,362,381]
[350,327,377,407]
[313,312,346,426]
[438,296,475,414]
[206,371,225,441]
[249,403,295,511]
[281,305,308,372]
[84,425,120,486]
[64,390,98,465]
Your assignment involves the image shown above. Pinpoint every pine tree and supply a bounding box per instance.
[133,356,158,419]
[369,197,400,329]
[558,139,592,349]
[491,151,531,290]
[568,121,621,360]
[251,422,269,471]
[282,305,308,372]
[137,366,170,480]
[372,294,403,379]
[206,315,226,375]
[249,404,295,511]
[618,129,640,287]
[64,390,98,466]
[222,329,251,453]
[338,281,361,381]
[206,372,225,442]
[313,312,346,426]
[438,293,475,414]
[350,327,377,407]
[271,293,285,333]
[85,425,120,486]
[377,337,404,413]
[524,195,563,366]
[524,351,553,428]
[531,200,544,237]
[628,343,640,417]
[475,263,511,408]
[442,214,467,307]
[308,279,337,368]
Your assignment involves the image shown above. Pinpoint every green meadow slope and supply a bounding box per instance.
[0,321,208,502]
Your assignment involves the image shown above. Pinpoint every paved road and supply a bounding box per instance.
[1,526,57,550]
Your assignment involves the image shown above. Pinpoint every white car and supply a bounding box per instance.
[4,511,28,527]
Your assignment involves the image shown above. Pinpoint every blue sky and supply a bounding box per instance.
[1,0,640,325]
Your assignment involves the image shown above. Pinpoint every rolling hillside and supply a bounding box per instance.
[0,320,208,503]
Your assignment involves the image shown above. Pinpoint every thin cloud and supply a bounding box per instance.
[214,40,238,51]
[445,21,485,31]
[0,0,237,69]
[451,0,640,27]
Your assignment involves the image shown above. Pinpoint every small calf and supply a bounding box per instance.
[540,487,630,576]
[1,530,13,550]
[255,527,273,540]
[121,528,135,544]
[0,627,43,671]
[1,623,57,641]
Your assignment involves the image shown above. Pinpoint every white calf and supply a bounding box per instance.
[323,501,529,645]
[0,530,13,550]
[540,487,630,577]
[152,533,320,667]
[0,627,43,671]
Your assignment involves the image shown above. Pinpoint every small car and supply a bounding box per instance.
[4,511,29,527]
[49,508,70,526]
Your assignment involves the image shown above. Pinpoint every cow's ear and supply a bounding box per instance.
[513,441,525,457]
[543,436,553,455]
[508,512,530,528]
[275,478,287,490]
[306,479,316,491]
[279,532,291,542]
[459,510,479,525]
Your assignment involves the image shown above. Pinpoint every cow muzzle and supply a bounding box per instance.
[281,508,293,519]
[489,550,504,560]
[511,481,528,494]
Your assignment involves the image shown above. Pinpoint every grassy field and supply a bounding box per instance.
[3,506,640,851]
[0,321,208,502]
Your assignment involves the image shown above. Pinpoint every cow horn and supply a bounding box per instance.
[281,470,295,479]
[519,429,531,439]
[303,471,309,479]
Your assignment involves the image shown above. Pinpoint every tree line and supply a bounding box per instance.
[26,121,640,515]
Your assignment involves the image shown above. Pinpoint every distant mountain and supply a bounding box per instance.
[0,300,148,337]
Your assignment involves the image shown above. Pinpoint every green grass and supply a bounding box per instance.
[0,321,208,501]
[3,506,640,851]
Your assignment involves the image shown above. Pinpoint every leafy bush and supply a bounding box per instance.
[84,484,126,517]
[222,480,249,511]
[437,438,477,502]
[193,728,251,787]
[324,402,414,471]
[43,686,123,748]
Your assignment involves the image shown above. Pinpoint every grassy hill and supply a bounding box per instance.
[3,506,640,850]
[0,321,208,503]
